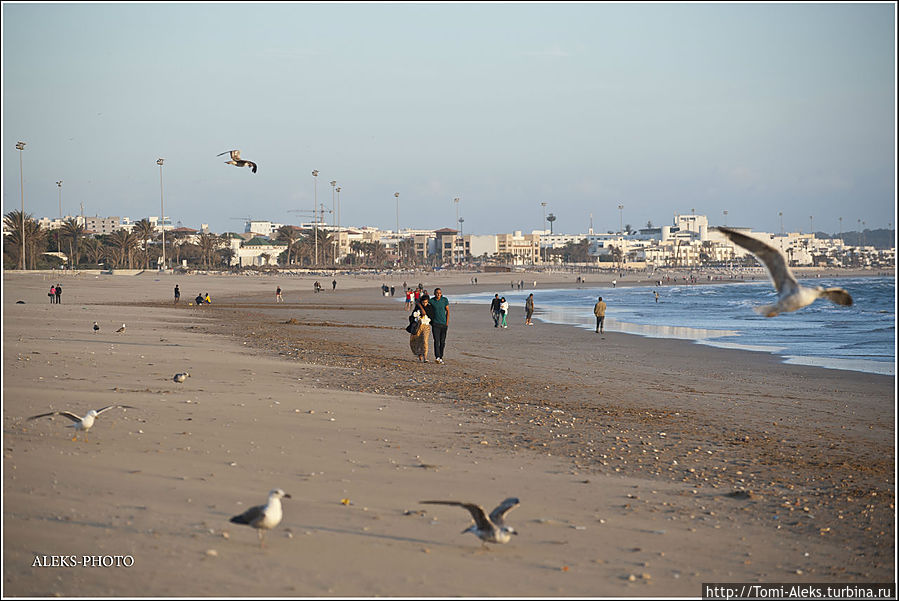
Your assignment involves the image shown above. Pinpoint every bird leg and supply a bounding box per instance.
[258,529,265,548]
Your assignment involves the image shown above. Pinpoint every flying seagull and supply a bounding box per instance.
[27,405,137,442]
[115,324,126,333]
[217,149,257,174]
[717,226,853,317]
[230,489,291,547]
[173,372,190,383]
[421,497,520,546]
[93,321,100,333]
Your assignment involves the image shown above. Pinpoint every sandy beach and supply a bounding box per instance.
[2,269,894,597]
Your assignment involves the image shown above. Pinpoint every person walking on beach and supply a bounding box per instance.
[490,294,501,328]
[428,287,450,364]
[49,285,56,304]
[55,284,62,304]
[409,298,432,362]
[332,279,337,291]
[174,285,180,304]
[499,297,509,328]
[405,288,413,311]
[276,286,284,303]
[525,293,535,326]
[594,296,607,334]
[654,290,659,303]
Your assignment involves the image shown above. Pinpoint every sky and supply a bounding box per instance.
[2,2,896,237]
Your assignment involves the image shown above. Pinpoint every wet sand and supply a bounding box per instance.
[2,270,894,596]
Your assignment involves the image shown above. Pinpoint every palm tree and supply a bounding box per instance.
[133,218,157,269]
[218,246,236,268]
[276,225,301,265]
[60,218,86,267]
[4,210,33,269]
[81,238,103,266]
[107,229,139,268]
[398,238,416,266]
[196,232,223,268]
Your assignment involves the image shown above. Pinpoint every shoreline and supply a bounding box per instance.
[3,271,895,595]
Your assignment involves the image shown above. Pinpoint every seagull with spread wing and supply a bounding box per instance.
[421,497,520,546]
[717,226,853,317]
[27,405,137,442]
[217,149,257,173]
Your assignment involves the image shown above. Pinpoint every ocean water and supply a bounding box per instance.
[451,277,895,376]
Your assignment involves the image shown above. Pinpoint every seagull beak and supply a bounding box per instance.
[283,493,292,499]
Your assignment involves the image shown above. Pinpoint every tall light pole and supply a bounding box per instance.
[157,159,166,270]
[618,204,624,235]
[838,217,843,241]
[809,215,813,235]
[16,142,26,269]
[330,180,337,265]
[541,202,547,263]
[723,209,728,226]
[56,180,63,254]
[312,170,319,265]
[335,186,341,264]
[394,191,400,237]
[779,211,784,235]
[454,197,460,263]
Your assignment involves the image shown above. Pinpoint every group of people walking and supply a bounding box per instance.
[48,284,63,304]
[407,287,449,364]
[490,293,535,328]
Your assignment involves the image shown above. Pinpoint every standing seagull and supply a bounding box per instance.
[217,149,257,173]
[717,226,853,317]
[27,405,137,442]
[115,323,126,333]
[230,489,291,547]
[92,321,100,333]
[173,372,190,383]
[421,497,520,547]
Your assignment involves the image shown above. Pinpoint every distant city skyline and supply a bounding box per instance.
[3,3,895,237]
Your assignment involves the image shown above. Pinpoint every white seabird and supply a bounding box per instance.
[421,497,520,546]
[173,372,190,383]
[217,149,257,174]
[230,489,291,547]
[93,321,100,333]
[717,226,853,317]
[115,323,126,333]
[27,405,137,442]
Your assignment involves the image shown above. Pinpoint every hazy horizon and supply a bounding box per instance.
[3,3,895,236]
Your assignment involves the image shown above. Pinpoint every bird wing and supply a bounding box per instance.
[421,500,492,531]
[230,504,265,526]
[28,411,82,423]
[217,150,237,157]
[247,161,257,173]
[821,287,853,307]
[717,227,798,295]
[489,497,520,527]
[95,404,137,416]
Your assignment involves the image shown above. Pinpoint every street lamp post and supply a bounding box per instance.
[618,204,624,234]
[56,180,63,253]
[394,191,400,239]
[809,215,813,235]
[157,159,166,270]
[330,180,337,265]
[541,202,547,263]
[779,211,784,235]
[723,210,728,227]
[312,170,319,266]
[16,141,26,269]
[335,186,341,264]
[454,197,460,263]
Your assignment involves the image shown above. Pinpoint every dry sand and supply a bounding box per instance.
[2,269,894,597]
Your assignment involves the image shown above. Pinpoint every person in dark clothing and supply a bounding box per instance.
[55,284,62,304]
[428,287,450,364]
[174,285,181,303]
[490,294,501,327]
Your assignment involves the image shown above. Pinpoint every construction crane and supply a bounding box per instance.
[287,205,333,266]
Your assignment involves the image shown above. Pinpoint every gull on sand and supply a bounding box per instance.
[27,405,137,442]
[115,324,126,333]
[173,372,190,383]
[93,322,100,332]
[717,226,853,317]
[217,149,257,173]
[421,497,520,546]
[230,489,291,547]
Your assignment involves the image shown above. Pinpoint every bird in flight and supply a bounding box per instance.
[717,226,853,317]
[217,149,257,173]
[421,497,520,547]
[230,489,291,547]
[27,405,137,442]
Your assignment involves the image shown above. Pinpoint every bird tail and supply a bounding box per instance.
[821,288,853,307]
[230,515,251,525]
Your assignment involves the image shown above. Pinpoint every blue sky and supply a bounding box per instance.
[2,2,895,236]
